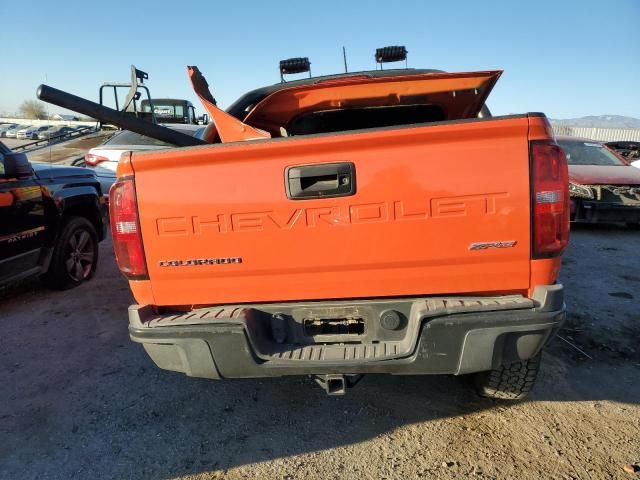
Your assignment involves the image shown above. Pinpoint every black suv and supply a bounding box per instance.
[0,141,107,289]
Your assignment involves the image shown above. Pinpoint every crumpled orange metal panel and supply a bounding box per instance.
[187,66,270,143]
[244,70,502,133]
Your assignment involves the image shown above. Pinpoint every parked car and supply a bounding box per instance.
[0,123,19,137]
[84,124,203,172]
[80,126,202,203]
[0,141,108,289]
[17,125,50,140]
[27,125,51,140]
[36,125,59,139]
[6,124,29,138]
[557,137,640,225]
[38,125,75,140]
[15,126,32,139]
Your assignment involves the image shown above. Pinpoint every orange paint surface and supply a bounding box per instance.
[124,113,557,307]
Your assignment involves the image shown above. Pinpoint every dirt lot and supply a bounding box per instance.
[0,226,639,480]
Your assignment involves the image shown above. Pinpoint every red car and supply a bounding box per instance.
[557,137,640,225]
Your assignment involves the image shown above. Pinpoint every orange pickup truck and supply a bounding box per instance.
[105,67,568,398]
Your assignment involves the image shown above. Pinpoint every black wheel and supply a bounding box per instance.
[42,216,98,290]
[474,352,542,400]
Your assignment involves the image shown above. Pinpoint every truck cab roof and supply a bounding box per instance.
[227,68,446,119]
[141,98,195,106]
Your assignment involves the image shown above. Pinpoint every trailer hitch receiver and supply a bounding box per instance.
[313,374,363,396]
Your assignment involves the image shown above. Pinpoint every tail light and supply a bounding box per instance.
[531,141,569,258]
[109,178,148,278]
[85,153,109,166]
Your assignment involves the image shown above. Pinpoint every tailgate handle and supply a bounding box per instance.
[286,162,355,200]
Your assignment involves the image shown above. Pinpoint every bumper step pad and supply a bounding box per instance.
[132,295,535,363]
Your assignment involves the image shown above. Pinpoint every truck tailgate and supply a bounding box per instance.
[131,115,532,306]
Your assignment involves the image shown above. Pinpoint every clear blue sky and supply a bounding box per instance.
[1,0,639,119]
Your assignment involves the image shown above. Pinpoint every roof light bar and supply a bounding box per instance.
[279,57,312,82]
[375,46,408,69]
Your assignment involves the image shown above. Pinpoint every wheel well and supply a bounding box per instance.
[63,203,104,240]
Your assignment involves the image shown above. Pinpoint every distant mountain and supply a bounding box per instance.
[551,115,640,129]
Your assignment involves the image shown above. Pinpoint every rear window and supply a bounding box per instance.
[558,140,626,166]
[140,101,190,124]
[103,128,199,147]
[288,105,446,135]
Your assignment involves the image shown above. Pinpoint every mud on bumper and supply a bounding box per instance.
[128,285,565,380]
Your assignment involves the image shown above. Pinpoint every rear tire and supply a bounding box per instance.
[474,352,542,400]
[42,216,98,290]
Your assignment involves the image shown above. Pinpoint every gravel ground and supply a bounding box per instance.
[0,226,639,480]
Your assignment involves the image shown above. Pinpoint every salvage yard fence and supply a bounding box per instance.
[552,125,640,143]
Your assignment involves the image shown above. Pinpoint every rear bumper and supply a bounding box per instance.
[128,285,565,379]
[571,198,640,224]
